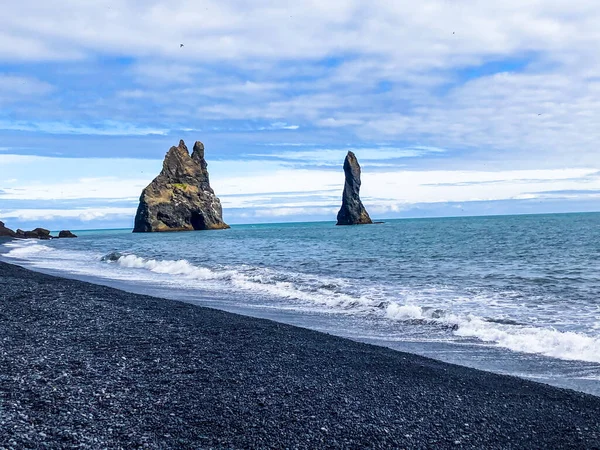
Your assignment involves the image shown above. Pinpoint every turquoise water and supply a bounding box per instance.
[3,213,600,395]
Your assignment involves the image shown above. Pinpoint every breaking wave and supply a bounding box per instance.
[385,302,600,363]
[3,238,599,365]
[2,240,54,258]
[99,251,600,364]
[114,254,223,280]
[103,252,373,310]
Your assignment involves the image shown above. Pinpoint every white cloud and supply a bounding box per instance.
[318,117,366,128]
[249,146,446,163]
[213,164,600,211]
[0,177,148,201]
[351,71,600,166]
[251,207,339,218]
[0,155,159,201]
[0,120,168,136]
[0,154,49,164]
[4,152,596,209]
[0,1,595,168]
[258,122,300,131]
[2,152,599,223]
[0,74,53,99]
[1,1,598,67]
[262,143,318,147]
[360,168,600,205]
[0,207,136,222]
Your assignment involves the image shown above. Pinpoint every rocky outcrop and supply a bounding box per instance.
[101,252,123,262]
[0,221,17,238]
[58,230,77,238]
[16,228,52,239]
[27,228,51,239]
[0,221,76,239]
[336,151,373,226]
[133,140,229,232]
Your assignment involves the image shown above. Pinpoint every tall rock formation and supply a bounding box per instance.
[133,140,229,232]
[336,151,373,226]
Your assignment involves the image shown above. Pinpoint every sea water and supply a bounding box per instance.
[2,213,600,396]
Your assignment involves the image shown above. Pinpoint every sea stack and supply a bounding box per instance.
[336,151,373,226]
[133,140,229,232]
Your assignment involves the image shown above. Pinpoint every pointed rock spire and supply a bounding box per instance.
[336,151,373,225]
[191,141,205,162]
[191,141,210,187]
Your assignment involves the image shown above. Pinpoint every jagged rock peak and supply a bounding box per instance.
[133,139,229,233]
[191,141,205,162]
[336,151,373,226]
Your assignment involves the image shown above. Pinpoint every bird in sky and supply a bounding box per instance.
[180,43,184,48]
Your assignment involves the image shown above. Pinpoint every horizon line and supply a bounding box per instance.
[42,209,600,233]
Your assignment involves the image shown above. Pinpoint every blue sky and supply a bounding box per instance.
[1,0,600,230]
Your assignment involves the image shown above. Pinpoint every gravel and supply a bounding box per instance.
[1,260,599,449]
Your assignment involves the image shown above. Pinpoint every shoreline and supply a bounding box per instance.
[5,247,600,398]
[1,260,599,448]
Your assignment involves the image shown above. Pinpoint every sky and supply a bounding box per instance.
[1,0,600,230]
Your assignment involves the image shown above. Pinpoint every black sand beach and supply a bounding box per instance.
[1,260,599,449]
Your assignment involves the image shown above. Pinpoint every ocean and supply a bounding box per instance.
[2,213,600,396]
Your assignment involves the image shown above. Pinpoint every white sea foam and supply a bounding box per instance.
[229,271,375,310]
[3,240,54,258]
[386,301,600,363]
[106,253,600,363]
[3,241,600,365]
[111,253,375,310]
[114,254,222,280]
[453,316,600,363]
[385,303,426,320]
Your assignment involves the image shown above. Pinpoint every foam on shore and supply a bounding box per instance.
[5,240,600,365]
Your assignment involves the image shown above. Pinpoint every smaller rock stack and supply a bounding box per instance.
[336,152,373,226]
